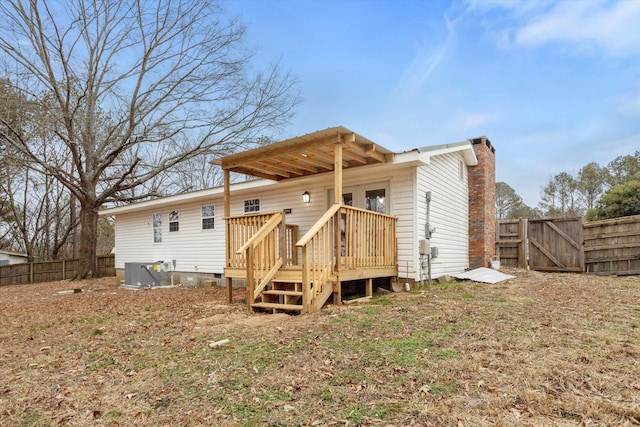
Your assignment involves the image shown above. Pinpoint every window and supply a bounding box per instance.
[365,188,386,214]
[153,212,162,243]
[243,198,260,214]
[169,210,179,232]
[202,205,215,230]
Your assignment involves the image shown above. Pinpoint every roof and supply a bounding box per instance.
[101,128,482,216]
[211,126,395,181]
[417,140,478,165]
[0,250,28,258]
[99,178,273,216]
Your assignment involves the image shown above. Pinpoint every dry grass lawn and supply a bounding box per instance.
[0,269,639,426]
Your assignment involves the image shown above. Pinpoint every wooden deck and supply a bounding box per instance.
[224,205,397,313]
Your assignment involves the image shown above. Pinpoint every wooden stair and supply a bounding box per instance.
[251,266,304,313]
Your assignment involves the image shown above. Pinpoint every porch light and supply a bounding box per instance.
[302,191,310,203]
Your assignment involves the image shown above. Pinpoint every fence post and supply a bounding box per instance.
[30,262,34,284]
[62,260,66,280]
[518,219,528,269]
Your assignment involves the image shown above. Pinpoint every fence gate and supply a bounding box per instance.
[496,219,528,268]
[528,218,584,272]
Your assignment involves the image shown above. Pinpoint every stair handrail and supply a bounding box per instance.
[296,203,341,312]
[236,211,286,309]
[296,203,398,312]
[225,212,282,269]
[236,212,284,254]
[296,204,341,247]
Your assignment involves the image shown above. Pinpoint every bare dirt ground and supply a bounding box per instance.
[1,269,639,426]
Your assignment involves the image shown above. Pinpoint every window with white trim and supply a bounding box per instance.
[153,212,162,243]
[202,205,215,230]
[169,210,179,232]
[243,198,261,214]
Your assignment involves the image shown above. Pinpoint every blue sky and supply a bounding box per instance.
[225,0,640,206]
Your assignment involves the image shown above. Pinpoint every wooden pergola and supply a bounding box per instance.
[212,126,398,312]
[213,126,394,217]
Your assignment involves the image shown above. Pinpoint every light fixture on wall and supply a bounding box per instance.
[302,191,310,204]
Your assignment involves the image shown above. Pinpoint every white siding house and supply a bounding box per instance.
[100,133,494,286]
[0,250,29,266]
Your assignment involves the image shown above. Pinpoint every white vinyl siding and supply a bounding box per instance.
[111,148,471,279]
[385,168,415,280]
[116,201,226,273]
[417,152,469,277]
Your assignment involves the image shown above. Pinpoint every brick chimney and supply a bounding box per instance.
[468,136,496,268]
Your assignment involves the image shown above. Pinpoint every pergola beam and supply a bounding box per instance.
[219,134,343,170]
[363,144,388,163]
[260,159,305,177]
[289,152,334,170]
[275,155,320,174]
[233,166,285,181]
[306,147,349,168]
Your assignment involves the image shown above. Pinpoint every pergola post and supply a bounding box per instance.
[224,169,230,218]
[224,169,232,303]
[333,137,343,304]
[333,137,343,205]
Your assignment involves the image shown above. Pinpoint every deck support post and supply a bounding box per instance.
[226,277,233,303]
[224,169,232,303]
[366,277,373,297]
[333,277,341,305]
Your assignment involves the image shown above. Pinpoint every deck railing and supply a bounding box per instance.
[339,205,397,270]
[226,205,397,312]
[285,224,299,265]
[296,204,397,312]
[225,212,297,269]
[226,212,278,270]
[296,204,341,312]
[234,212,286,306]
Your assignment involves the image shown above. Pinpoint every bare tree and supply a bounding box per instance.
[0,131,78,260]
[0,0,299,278]
[1,77,77,259]
[163,153,226,193]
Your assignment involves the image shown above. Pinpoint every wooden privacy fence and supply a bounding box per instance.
[497,214,640,275]
[584,214,640,275]
[0,254,115,286]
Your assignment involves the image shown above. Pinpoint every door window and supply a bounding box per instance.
[365,188,386,213]
[328,182,389,213]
